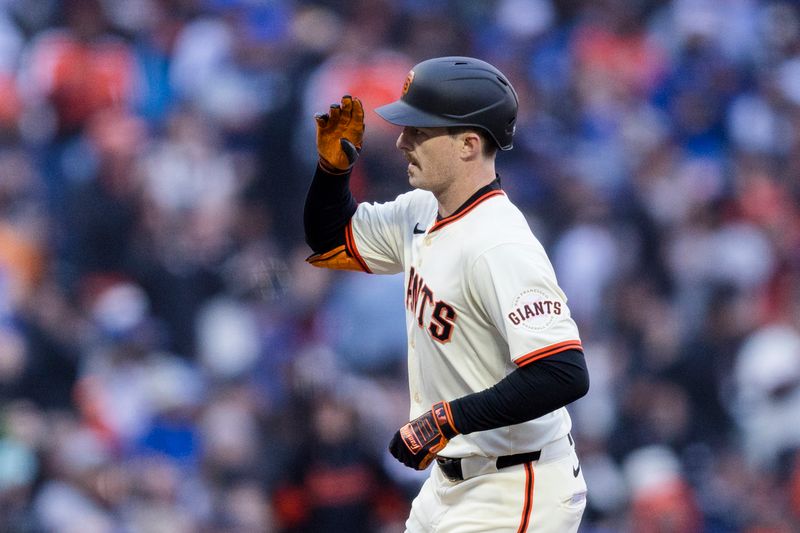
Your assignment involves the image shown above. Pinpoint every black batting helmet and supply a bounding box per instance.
[375,56,519,150]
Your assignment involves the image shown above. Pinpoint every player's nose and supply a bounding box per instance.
[396,128,411,151]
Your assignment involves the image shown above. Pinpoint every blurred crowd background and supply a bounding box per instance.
[1,0,800,531]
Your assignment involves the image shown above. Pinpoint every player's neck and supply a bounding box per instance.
[436,163,496,218]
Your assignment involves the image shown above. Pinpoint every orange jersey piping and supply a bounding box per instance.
[344,219,372,273]
[429,190,506,233]
[514,340,583,367]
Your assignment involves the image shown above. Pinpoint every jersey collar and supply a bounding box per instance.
[430,177,504,233]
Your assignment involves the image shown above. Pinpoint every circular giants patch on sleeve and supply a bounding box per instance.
[506,288,564,331]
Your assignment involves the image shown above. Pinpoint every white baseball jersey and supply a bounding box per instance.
[346,185,582,458]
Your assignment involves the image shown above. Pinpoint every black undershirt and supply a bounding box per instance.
[448,349,588,434]
[435,177,502,222]
[304,164,357,254]
[303,164,590,434]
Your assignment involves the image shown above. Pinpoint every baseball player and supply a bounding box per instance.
[304,56,589,532]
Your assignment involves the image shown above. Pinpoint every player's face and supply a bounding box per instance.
[396,126,460,193]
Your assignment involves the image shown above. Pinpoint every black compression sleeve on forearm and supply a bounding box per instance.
[448,349,589,435]
[303,164,358,254]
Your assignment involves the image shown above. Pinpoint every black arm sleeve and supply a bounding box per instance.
[303,164,358,254]
[448,349,589,435]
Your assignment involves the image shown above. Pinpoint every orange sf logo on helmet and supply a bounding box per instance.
[402,70,415,96]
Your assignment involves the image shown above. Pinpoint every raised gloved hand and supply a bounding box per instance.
[315,95,364,173]
[389,401,459,470]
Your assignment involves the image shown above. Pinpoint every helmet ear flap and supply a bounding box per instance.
[506,117,516,139]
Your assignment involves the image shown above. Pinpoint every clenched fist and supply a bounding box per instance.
[389,401,460,470]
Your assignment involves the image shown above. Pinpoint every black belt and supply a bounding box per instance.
[436,450,542,482]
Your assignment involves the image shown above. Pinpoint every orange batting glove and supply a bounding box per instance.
[315,95,364,173]
[389,401,460,470]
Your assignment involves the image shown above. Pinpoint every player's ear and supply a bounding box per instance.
[459,131,483,160]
